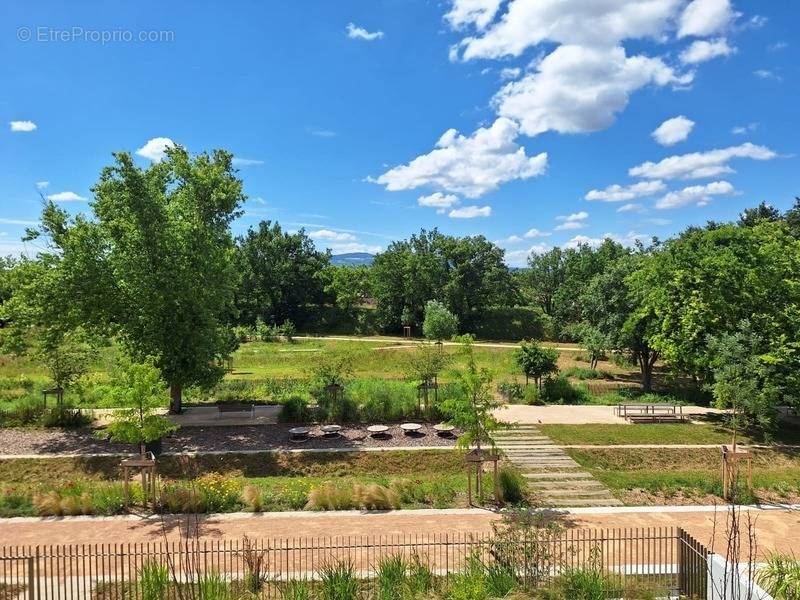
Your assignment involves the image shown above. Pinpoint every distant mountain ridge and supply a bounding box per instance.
[331,252,375,266]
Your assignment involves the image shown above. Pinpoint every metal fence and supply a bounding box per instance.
[1,527,708,600]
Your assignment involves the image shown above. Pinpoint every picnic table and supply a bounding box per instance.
[217,403,255,419]
[615,403,687,423]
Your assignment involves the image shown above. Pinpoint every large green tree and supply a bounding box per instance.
[28,147,244,413]
[371,229,515,331]
[628,220,800,390]
[235,221,331,326]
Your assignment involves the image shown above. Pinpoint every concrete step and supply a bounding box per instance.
[537,488,616,498]
[531,481,609,490]
[523,472,593,480]
[541,497,624,507]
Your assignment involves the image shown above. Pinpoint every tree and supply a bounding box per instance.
[316,264,371,316]
[526,247,564,316]
[28,147,244,413]
[308,349,358,422]
[371,229,515,331]
[422,300,459,342]
[441,336,502,451]
[38,330,96,395]
[103,358,177,455]
[236,221,331,326]
[514,340,559,389]
[574,324,608,370]
[738,202,781,227]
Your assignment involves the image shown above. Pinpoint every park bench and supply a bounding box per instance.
[216,402,255,419]
[616,403,687,423]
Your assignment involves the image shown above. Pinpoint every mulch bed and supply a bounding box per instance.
[0,424,458,456]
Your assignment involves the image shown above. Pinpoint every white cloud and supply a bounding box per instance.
[680,38,735,64]
[499,67,520,81]
[493,45,692,138]
[586,180,666,202]
[417,192,459,213]
[655,180,735,209]
[452,0,684,60]
[617,203,646,213]
[566,231,649,249]
[0,218,40,226]
[309,229,356,242]
[35,181,49,190]
[373,118,547,198]
[629,142,778,180]
[678,0,734,38]
[652,115,695,146]
[232,157,264,167]
[346,23,384,41]
[47,191,87,202]
[505,243,551,267]
[449,205,491,218]
[10,120,37,132]
[445,0,503,31]
[768,41,788,52]
[524,228,550,238]
[731,122,758,135]
[554,211,588,231]
[497,235,523,245]
[135,137,175,162]
[307,128,336,138]
[754,69,782,81]
[327,242,383,254]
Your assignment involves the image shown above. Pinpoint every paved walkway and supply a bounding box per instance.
[2,507,798,557]
[496,404,726,425]
[493,424,622,507]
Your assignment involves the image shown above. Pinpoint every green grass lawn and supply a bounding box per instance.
[567,447,800,504]
[539,421,800,446]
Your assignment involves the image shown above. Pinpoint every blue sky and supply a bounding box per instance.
[1,0,797,265]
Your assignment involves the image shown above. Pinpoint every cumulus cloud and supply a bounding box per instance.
[678,0,734,38]
[554,211,588,231]
[373,118,547,198]
[524,228,550,238]
[652,115,695,146]
[680,38,735,64]
[444,0,503,30]
[566,231,649,249]
[135,137,175,162]
[586,180,666,202]
[499,67,521,80]
[10,120,37,132]
[505,243,551,267]
[497,235,523,245]
[346,23,384,41]
[629,142,778,180]
[47,191,87,202]
[327,242,383,254]
[452,0,684,60]
[309,229,356,242]
[449,205,492,218]
[493,45,692,138]
[655,180,735,208]
[417,192,460,213]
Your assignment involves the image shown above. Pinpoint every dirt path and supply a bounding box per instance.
[2,507,799,558]
[294,335,579,351]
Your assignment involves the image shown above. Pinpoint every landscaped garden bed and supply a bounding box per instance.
[567,446,800,505]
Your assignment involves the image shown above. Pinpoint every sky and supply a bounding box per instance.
[1,0,798,266]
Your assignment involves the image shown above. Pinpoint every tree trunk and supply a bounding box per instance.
[169,383,182,414]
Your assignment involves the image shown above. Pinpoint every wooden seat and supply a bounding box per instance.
[217,403,255,418]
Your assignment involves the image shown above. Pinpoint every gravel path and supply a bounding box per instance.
[0,424,458,456]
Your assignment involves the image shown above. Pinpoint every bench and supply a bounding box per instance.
[616,403,686,423]
[216,403,255,419]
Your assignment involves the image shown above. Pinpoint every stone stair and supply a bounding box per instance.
[494,425,623,507]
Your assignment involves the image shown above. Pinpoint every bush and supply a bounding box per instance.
[241,484,264,512]
[347,379,416,422]
[159,484,205,514]
[40,407,92,428]
[196,474,242,512]
[279,395,310,423]
[522,385,544,405]
[0,487,33,517]
[2,397,46,426]
[498,381,524,404]
[610,352,636,368]
[317,561,359,600]
[562,367,612,380]
[542,376,590,405]
[304,482,355,511]
[497,467,527,505]
[353,483,399,510]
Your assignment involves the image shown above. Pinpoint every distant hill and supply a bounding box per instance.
[331,252,375,266]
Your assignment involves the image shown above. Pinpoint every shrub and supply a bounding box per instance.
[422,300,459,342]
[498,381,524,404]
[280,580,311,600]
[41,407,92,428]
[196,474,241,513]
[542,376,590,405]
[471,306,550,341]
[241,484,264,512]
[3,398,46,426]
[317,561,359,600]
[562,367,612,381]
[497,467,527,505]
[139,560,169,600]
[159,484,205,514]
[0,487,33,517]
[279,395,310,423]
[278,320,296,342]
[91,484,126,515]
[304,482,355,511]
[522,385,544,405]
[610,352,636,368]
[348,379,416,422]
[353,483,399,510]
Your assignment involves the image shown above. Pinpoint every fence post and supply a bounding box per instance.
[27,556,35,600]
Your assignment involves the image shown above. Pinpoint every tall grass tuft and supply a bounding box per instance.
[197,571,230,600]
[138,560,169,600]
[317,560,360,600]
[280,580,311,600]
[375,554,408,600]
[354,483,400,511]
[756,553,800,600]
[497,466,527,505]
[304,482,355,511]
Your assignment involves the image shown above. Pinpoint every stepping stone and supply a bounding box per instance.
[524,472,593,480]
